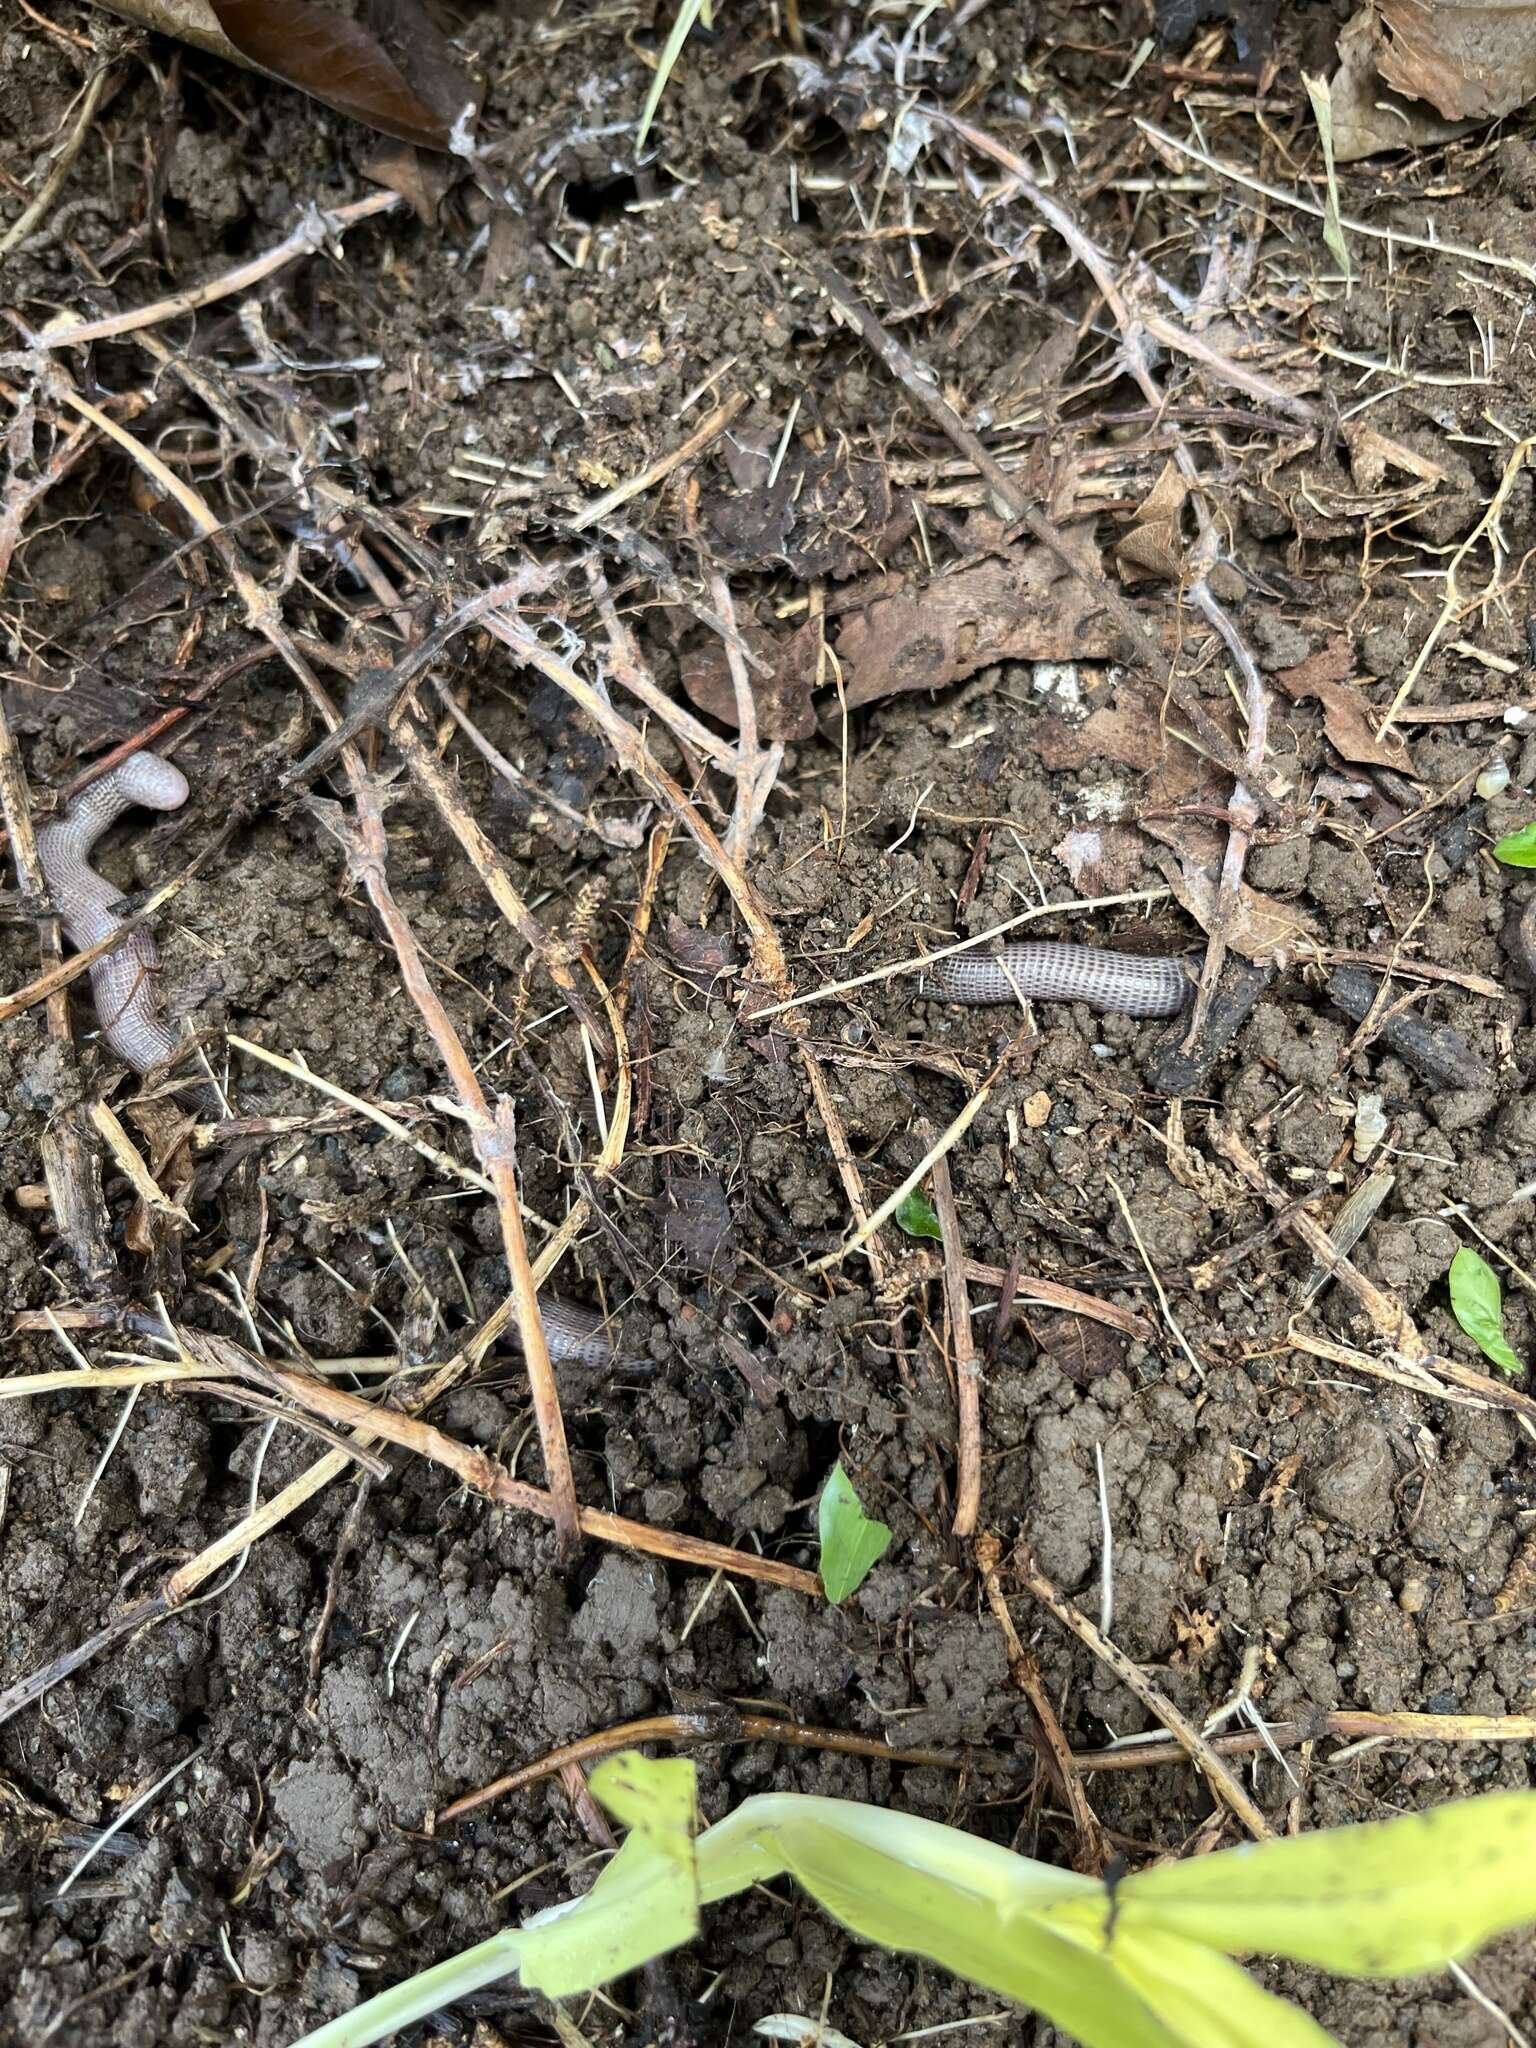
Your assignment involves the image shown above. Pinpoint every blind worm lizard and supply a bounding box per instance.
[34,750,619,1369]
[922,941,1194,1017]
[36,749,190,1074]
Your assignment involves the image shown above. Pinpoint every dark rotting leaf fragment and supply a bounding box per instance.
[208,0,473,150]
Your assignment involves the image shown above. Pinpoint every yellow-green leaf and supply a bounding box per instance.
[1449,1246,1525,1378]
[1302,71,1351,281]
[817,1461,891,1602]
[516,1752,700,1998]
[702,1796,1328,2048]
[1112,1791,1536,1976]
[590,1748,699,1848]
[1108,1923,1338,2048]
[1493,822,1536,866]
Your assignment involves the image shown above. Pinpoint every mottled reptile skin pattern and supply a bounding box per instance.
[925,942,1191,1018]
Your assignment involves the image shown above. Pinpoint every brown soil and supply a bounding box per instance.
[2,3,1535,2046]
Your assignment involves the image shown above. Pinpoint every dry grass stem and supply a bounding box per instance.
[929,1147,981,1538]
[1011,1543,1276,1841]
[16,189,402,350]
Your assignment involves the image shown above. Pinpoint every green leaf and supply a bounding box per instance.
[817,1462,892,1603]
[515,1752,700,1999]
[1449,1246,1525,1378]
[1493,822,1536,866]
[701,1794,1328,2048]
[1105,1924,1339,2048]
[1112,1791,1536,1977]
[697,1790,1096,1915]
[894,1187,942,1240]
[635,0,706,151]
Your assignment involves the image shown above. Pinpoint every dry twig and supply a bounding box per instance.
[976,1531,1106,1870]
[929,1148,981,1538]
[0,56,117,267]
[9,189,402,351]
[1010,1542,1276,1841]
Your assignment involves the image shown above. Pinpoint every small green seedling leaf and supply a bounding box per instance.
[894,1187,942,1240]
[635,0,707,152]
[817,1462,891,1603]
[1493,822,1536,866]
[1449,1246,1524,1378]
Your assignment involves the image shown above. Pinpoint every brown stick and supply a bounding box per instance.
[475,583,890,1300]
[1010,1542,1276,1841]
[567,392,746,532]
[0,700,68,1046]
[894,1251,1155,1342]
[435,1708,965,1827]
[52,381,586,1553]
[187,1331,820,1596]
[930,1147,981,1538]
[0,1194,612,1730]
[0,57,117,266]
[19,188,401,349]
[279,570,556,791]
[796,1036,895,1287]
[933,112,1315,425]
[0,839,227,1028]
[394,718,615,1061]
[0,697,119,1289]
[1074,1709,1536,1772]
[0,407,108,588]
[1183,580,1269,1044]
[976,1531,1106,1870]
[1288,1324,1536,1423]
[1213,1128,1536,1423]
[434,1695,1536,1829]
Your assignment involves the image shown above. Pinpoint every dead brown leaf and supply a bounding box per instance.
[1329,4,1479,158]
[1034,685,1214,818]
[1492,1525,1536,1614]
[1341,420,1448,494]
[677,617,819,741]
[1144,815,1319,962]
[1025,1308,1126,1387]
[1375,0,1536,118]
[835,532,1116,706]
[208,0,474,148]
[1260,1451,1304,1507]
[664,914,738,977]
[1035,704,1163,777]
[1116,461,1190,584]
[701,438,908,580]
[1053,822,1151,895]
[361,138,455,223]
[1169,1606,1222,1666]
[1272,634,1416,774]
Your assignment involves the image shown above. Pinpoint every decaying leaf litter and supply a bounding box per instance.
[2,0,1536,2041]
